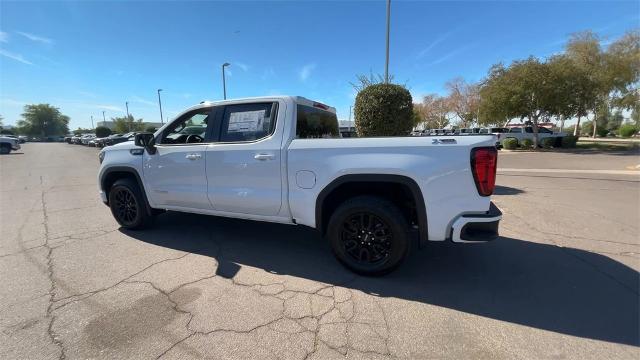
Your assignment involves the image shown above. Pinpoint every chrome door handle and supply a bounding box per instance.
[254,153,275,161]
[185,153,202,160]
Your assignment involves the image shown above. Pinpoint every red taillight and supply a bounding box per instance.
[471,147,497,196]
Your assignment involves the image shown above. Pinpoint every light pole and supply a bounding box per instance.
[384,0,391,83]
[157,89,164,124]
[222,62,230,100]
[102,111,106,122]
[91,115,94,129]
[125,102,131,131]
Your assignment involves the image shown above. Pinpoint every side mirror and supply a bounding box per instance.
[134,133,156,154]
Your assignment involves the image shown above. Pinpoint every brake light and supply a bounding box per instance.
[313,102,329,110]
[471,147,497,196]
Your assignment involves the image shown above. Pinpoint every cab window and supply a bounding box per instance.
[219,103,277,142]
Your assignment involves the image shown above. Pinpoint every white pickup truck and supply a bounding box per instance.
[98,96,501,275]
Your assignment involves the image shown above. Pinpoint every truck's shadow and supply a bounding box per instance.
[121,211,639,347]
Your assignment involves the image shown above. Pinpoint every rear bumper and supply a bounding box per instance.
[450,202,502,243]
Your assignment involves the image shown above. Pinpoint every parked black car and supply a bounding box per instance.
[104,132,136,146]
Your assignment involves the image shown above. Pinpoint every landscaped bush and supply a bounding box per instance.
[354,83,413,136]
[596,127,609,137]
[619,124,638,138]
[502,137,518,150]
[561,135,578,148]
[520,138,533,149]
[145,126,157,133]
[95,126,112,138]
[541,137,555,149]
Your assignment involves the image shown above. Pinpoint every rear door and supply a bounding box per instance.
[206,101,284,216]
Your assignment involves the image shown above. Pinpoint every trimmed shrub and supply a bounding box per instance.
[561,135,578,148]
[354,83,413,136]
[541,137,555,149]
[145,126,157,133]
[95,126,111,138]
[619,124,638,138]
[596,127,609,137]
[520,138,533,149]
[502,137,518,150]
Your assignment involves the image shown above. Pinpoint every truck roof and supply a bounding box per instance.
[197,95,336,114]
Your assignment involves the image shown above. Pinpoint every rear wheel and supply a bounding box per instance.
[0,144,11,154]
[327,196,410,276]
[108,178,154,230]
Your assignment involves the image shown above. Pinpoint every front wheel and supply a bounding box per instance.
[327,196,410,276]
[0,144,11,154]
[108,178,154,230]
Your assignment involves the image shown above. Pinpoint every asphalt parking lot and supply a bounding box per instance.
[1,143,638,359]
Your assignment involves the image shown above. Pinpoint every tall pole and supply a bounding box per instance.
[222,62,230,100]
[125,102,131,131]
[102,111,106,122]
[384,0,391,83]
[91,115,94,129]
[157,89,164,124]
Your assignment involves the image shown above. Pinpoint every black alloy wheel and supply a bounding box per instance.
[112,187,139,226]
[327,196,410,276]
[341,212,393,265]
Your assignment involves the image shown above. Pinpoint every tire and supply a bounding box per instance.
[0,144,11,154]
[108,178,154,230]
[326,196,410,276]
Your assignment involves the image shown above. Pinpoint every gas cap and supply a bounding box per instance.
[296,170,316,189]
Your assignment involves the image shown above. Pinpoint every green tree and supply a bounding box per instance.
[354,83,414,136]
[480,57,558,147]
[145,126,158,133]
[95,126,112,138]
[112,115,144,134]
[16,104,70,137]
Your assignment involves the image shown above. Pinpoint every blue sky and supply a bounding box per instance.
[1,1,638,130]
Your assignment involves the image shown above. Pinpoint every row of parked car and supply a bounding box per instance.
[65,132,138,147]
[412,126,567,147]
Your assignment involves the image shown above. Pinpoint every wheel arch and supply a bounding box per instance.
[100,166,153,216]
[315,174,428,246]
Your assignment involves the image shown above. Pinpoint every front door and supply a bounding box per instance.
[206,101,283,216]
[143,107,215,210]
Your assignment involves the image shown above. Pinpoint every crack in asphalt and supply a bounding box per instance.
[41,177,67,360]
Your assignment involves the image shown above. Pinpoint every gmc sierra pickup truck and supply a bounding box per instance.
[98,96,501,275]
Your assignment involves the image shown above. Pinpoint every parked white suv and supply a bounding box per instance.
[0,135,21,154]
[98,96,502,275]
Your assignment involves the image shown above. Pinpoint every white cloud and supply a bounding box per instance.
[298,63,316,82]
[0,31,8,43]
[417,32,451,59]
[261,67,276,80]
[131,96,156,106]
[235,62,249,72]
[425,43,476,67]
[16,31,53,44]
[0,49,33,65]
[97,105,123,112]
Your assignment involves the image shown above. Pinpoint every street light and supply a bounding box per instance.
[125,102,130,117]
[102,111,106,122]
[157,89,164,124]
[384,0,391,83]
[91,115,94,129]
[222,62,230,100]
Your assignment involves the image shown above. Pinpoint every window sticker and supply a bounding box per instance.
[228,110,265,133]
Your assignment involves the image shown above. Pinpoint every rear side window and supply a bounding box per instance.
[296,105,339,138]
[220,103,276,142]
[509,128,522,133]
